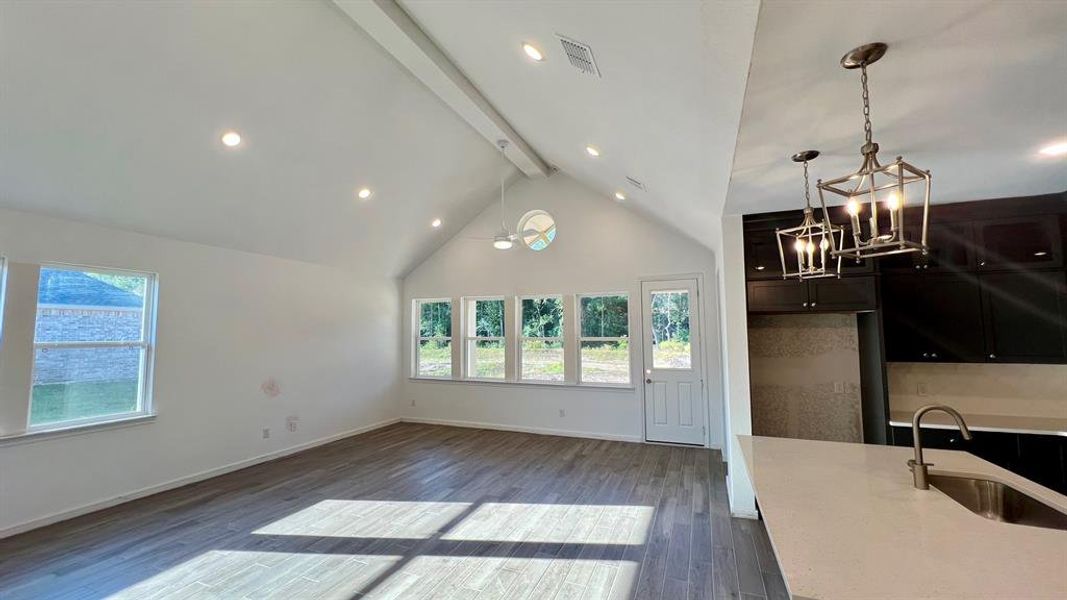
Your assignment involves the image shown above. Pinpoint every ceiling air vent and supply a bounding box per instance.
[557,35,600,77]
[625,176,646,191]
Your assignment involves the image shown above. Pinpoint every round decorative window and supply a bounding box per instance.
[517,210,556,251]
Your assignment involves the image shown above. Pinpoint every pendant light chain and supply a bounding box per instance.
[802,159,812,209]
[860,64,873,148]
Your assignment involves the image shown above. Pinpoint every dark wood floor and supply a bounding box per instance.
[0,423,787,600]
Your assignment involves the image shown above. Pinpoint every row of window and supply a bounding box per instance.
[0,259,158,433]
[414,293,632,385]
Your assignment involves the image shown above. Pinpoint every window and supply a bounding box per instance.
[28,265,157,429]
[649,289,692,369]
[415,299,452,378]
[578,294,630,384]
[519,296,563,381]
[464,297,505,379]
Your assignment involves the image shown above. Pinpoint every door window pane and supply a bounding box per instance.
[650,290,691,369]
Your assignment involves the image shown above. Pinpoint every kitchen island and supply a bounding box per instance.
[739,435,1067,599]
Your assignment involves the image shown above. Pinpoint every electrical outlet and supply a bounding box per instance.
[286,415,299,432]
[559,409,566,418]
[833,381,845,393]
[917,382,929,397]
[262,428,270,439]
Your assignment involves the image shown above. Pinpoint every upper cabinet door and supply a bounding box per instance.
[923,221,977,272]
[881,275,926,362]
[746,279,809,313]
[808,277,877,312]
[975,216,1063,270]
[981,271,1067,363]
[744,229,784,280]
[922,274,986,362]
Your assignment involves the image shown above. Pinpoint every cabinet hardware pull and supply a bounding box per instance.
[989,354,996,359]
[802,302,808,307]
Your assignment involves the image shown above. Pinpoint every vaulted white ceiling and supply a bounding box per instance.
[0,0,510,277]
[725,0,1067,215]
[2,1,1063,278]
[398,0,760,249]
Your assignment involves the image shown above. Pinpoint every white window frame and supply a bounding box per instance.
[517,294,565,383]
[463,296,506,381]
[413,297,453,380]
[27,263,159,433]
[576,292,631,386]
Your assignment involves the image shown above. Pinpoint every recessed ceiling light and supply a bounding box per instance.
[614,191,626,201]
[522,43,544,62]
[431,218,442,228]
[357,188,372,200]
[221,131,242,147]
[585,145,600,157]
[1039,141,1067,157]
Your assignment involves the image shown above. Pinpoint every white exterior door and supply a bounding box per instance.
[641,279,704,445]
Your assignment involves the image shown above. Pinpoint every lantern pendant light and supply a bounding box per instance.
[818,43,932,261]
[776,150,844,280]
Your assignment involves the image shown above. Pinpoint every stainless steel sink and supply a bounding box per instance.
[929,474,1067,530]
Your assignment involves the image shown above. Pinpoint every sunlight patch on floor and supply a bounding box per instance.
[252,499,472,539]
[440,503,655,545]
[109,550,403,599]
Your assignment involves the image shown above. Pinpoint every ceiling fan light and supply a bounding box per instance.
[493,235,514,250]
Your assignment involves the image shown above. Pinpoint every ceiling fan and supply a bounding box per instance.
[462,140,544,250]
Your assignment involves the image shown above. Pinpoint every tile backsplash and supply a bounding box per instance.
[748,313,863,443]
[888,362,1067,419]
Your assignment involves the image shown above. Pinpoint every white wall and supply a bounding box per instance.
[402,173,724,446]
[0,208,400,536]
[716,214,756,517]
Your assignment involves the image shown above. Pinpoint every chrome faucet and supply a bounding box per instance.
[908,404,973,490]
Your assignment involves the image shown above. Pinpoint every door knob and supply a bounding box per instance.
[645,378,652,384]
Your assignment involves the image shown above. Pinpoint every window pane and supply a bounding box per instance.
[580,341,630,384]
[651,290,691,369]
[467,339,505,379]
[473,299,505,337]
[521,340,563,381]
[35,268,147,343]
[29,346,143,426]
[417,339,452,378]
[419,301,451,338]
[521,297,562,338]
[580,295,628,338]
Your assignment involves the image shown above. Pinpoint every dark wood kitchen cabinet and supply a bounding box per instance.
[744,229,784,280]
[980,270,1067,363]
[747,277,876,313]
[882,274,985,362]
[747,279,807,312]
[891,427,1067,495]
[975,216,1063,270]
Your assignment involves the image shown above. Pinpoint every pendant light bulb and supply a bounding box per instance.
[846,198,862,216]
[885,192,901,211]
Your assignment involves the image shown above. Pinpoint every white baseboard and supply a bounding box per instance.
[401,416,643,443]
[0,417,401,539]
[731,508,760,520]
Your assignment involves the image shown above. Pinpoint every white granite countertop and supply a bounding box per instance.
[739,435,1067,599]
[889,410,1067,437]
